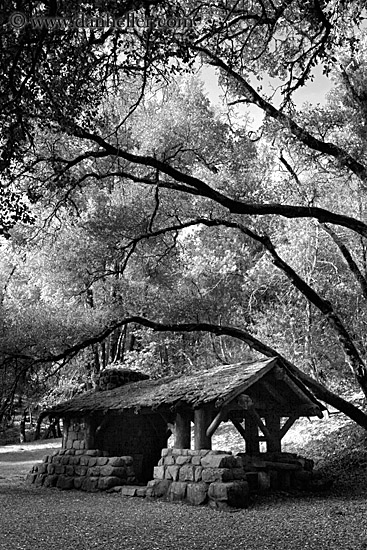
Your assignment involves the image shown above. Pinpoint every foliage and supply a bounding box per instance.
[2,1,367,429]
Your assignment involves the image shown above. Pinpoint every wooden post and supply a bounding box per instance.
[194,405,213,450]
[244,413,260,454]
[265,414,281,452]
[174,411,191,449]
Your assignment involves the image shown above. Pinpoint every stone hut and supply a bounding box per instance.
[39,357,324,490]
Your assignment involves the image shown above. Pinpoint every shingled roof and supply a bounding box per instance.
[47,357,324,417]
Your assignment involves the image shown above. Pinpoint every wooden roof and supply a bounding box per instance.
[47,357,324,418]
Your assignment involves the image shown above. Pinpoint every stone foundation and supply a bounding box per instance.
[26,449,136,491]
[26,447,324,508]
[144,448,318,508]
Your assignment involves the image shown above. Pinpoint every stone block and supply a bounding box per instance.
[176,456,191,466]
[85,450,98,457]
[52,456,61,464]
[65,439,73,449]
[101,465,127,478]
[38,464,48,474]
[82,477,99,492]
[87,466,100,477]
[56,475,74,490]
[65,449,75,456]
[25,473,36,484]
[72,440,81,450]
[106,486,123,493]
[208,481,249,508]
[161,448,171,457]
[121,456,133,466]
[186,483,208,506]
[61,456,69,465]
[172,448,188,456]
[201,454,236,469]
[136,487,147,497]
[194,466,203,482]
[120,486,138,497]
[188,450,201,456]
[201,468,233,483]
[98,476,122,491]
[66,465,75,476]
[70,457,80,465]
[75,450,84,456]
[153,465,165,480]
[168,481,187,502]
[258,471,271,492]
[80,456,89,466]
[126,466,135,477]
[163,455,175,466]
[146,479,172,498]
[96,457,108,466]
[191,456,202,466]
[88,457,97,467]
[55,465,65,475]
[43,475,58,488]
[209,450,231,455]
[179,465,195,482]
[75,466,88,476]
[109,457,126,467]
[166,465,180,481]
[73,478,83,490]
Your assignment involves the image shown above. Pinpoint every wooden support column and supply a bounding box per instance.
[174,410,191,449]
[265,414,281,452]
[244,412,260,454]
[194,405,213,450]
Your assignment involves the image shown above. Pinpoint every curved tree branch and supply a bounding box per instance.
[21,316,367,429]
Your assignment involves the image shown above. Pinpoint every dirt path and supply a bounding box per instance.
[0,439,61,487]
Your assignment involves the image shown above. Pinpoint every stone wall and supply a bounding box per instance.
[145,448,317,508]
[62,413,169,483]
[26,449,136,492]
[62,418,86,451]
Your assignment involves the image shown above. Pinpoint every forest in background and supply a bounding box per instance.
[1,0,367,437]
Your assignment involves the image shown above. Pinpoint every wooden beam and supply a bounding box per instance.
[246,408,280,451]
[216,358,278,407]
[279,415,299,439]
[230,416,247,441]
[265,414,281,452]
[174,411,191,448]
[194,405,213,450]
[206,407,228,438]
[243,412,260,454]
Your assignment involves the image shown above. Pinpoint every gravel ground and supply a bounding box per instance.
[2,423,367,550]
[1,483,367,550]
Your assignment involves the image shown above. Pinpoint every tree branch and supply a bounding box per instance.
[26,316,367,429]
[194,45,367,184]
[322,224,367,301]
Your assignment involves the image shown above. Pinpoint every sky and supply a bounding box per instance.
[200,64,334,130]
